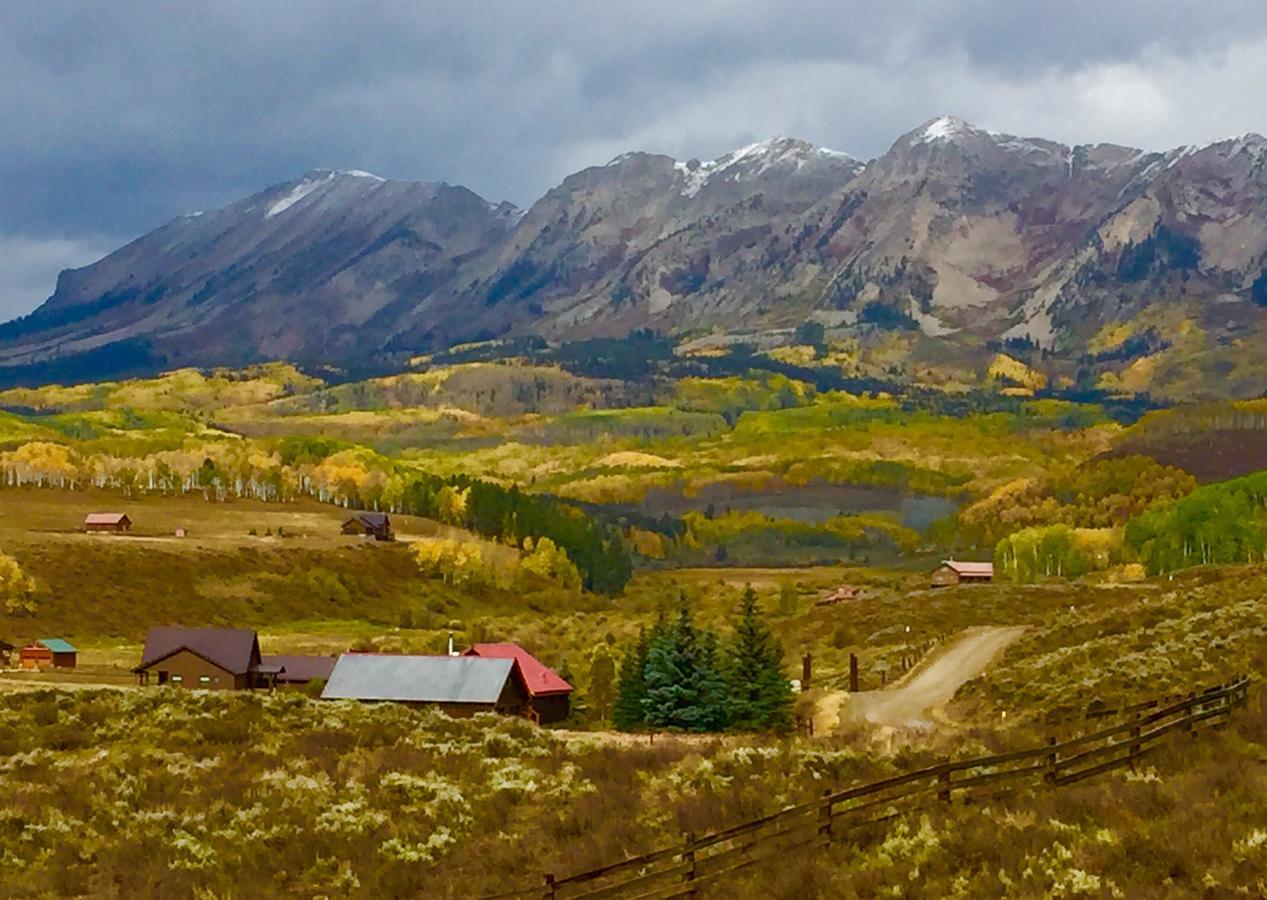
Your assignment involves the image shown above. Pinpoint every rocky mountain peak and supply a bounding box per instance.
[7,117,1267,395]
[910,115,982,145]
[671,136,860,198]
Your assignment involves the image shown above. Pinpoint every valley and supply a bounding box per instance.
[0,356,1266,895]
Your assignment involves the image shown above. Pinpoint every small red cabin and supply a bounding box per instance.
[464,643,573,724]
[19,639,77,669]
[84,513,131,533]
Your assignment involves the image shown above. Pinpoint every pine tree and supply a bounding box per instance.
[643,605,729,732]
[613,628,651,730]
[724,586,793,732]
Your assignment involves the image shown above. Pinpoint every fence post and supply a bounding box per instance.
[849,653,859,693]
[543,872,556,900]
[1045,736,1058,785]
[802,652,812,689]
[1187,692,1198,738]
[1129,716,1142,771]
[683,832,698,895]
[938,764,952,803]
[819,788,833,845]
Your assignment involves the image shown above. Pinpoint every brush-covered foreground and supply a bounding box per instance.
[0,685,1263,898]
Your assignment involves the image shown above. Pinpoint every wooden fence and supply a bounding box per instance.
[485,675,1250,900]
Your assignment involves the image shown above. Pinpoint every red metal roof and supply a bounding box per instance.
[464,643,572,696]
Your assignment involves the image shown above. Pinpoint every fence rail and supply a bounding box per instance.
[487,675,1250,900]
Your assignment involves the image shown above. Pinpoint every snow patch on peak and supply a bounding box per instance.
[606,151,643,167]
[266,172,336,218]
[918,115,976,144]
[341,169,386,181]
[1202,132,1267,160]
[672,137,856,197]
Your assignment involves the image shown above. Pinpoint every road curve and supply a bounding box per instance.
[843,626,1025,729]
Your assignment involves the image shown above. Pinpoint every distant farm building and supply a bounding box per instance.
[817,585,862,606]
[261,654,337,687]
[931,560,995,587]
[341,512,394,541]
[174,528,188,538]
[134,626,282,690]
[464,643,573,724]
[84,513,131,533]
[19,638,77,669]
[321,654,529,716]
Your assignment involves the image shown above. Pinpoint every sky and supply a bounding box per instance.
[4,1,1267,321]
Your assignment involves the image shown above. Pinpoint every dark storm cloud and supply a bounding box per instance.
[4,0,1267,319]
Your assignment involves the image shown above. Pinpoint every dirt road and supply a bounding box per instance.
[832,626,1025,731]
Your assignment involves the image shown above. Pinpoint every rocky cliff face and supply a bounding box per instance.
[5,119,1267,391]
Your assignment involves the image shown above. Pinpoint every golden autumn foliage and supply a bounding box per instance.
[0,550,37,616]
[987,353,1048,392]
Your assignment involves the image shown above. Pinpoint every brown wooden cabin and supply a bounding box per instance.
[84,513,132,533]
[341,512,393,541]
[261,654,337,688]
[930,560,995,587]
[19,639,77,669]
[463,643,573,724]
[134,626,280,690]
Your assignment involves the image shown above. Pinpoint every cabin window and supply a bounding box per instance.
[199,676,211,685]
[171,675,183,685]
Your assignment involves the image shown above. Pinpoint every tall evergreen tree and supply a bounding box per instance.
[643,605,729,732]
[725,587,794,732]
[612,628,651,730]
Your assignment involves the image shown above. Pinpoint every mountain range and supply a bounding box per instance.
[5,116,1267,395]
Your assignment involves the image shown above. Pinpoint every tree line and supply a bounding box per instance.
[400,473,632,595]
[612,588,793,733]
[1125,470,1267,574]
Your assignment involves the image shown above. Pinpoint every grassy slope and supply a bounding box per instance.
[0,490,546,654]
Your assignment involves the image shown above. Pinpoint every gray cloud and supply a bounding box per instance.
[4,1,1267,319]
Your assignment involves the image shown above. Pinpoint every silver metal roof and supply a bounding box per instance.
[321,654,515,704]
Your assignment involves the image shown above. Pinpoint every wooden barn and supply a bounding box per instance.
[341,512,394,541]
[84,513,131,533]
[930,560,995,587]
[134,626,281,690]
[19,638,77,669]
[261,654,337,688]
[321,654,529,717]
[464,642,573,724]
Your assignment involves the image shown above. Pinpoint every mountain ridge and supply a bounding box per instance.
[5,117,1267,396]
